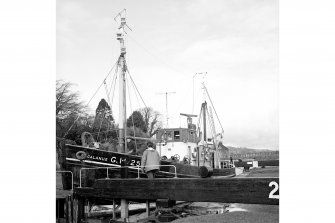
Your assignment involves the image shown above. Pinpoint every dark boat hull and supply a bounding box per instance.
[57,142,236,189]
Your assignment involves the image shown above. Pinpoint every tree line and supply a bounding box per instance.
[56,80,162,154]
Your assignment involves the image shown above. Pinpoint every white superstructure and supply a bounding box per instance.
[156,127,198,165]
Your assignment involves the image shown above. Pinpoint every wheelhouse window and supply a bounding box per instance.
[164,131,173,141]
[189,131,195,142]
[174,131,180,140]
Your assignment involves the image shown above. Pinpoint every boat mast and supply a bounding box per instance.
[202,101,207,142]
[115,9,130,153]
[157,91,176,128]
[199,72,208,143]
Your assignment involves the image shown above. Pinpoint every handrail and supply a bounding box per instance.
[141,165,177,179]
[79,167,116,188]
[79,164,177,187]
[57,170,74,191]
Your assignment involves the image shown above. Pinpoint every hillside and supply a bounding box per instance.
[225,146,279,161]
[227,146,277,154]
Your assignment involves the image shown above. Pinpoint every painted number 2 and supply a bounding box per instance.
[268,181,279,199]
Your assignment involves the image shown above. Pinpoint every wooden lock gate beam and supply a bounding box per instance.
[74,177,279,205]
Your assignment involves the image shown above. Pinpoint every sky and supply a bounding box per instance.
[57,0,278,150]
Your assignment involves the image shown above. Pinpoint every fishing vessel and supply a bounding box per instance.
[57,10,236,189]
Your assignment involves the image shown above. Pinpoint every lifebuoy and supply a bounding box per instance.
[76,151,87,160]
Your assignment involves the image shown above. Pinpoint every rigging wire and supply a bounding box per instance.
[132,80,141,108]
[127,33,196,86]
[126,74,138,152]
[110,64,119,108]
[103,79,114,141]
[126,68,148,108]
[197,106,203,139]
[97,107,107,142]
[106,63,118,111]
[104,80,112,111]
[203,85,224,133]
[209,107,217,139]
[206,107,215,143]
[87,58,120,106]
[89,127,119,136]
[126,66,142,109]
[127,33,184,75]
[63,57,120,138]
[108,57,119,96]
[106,120,110,142]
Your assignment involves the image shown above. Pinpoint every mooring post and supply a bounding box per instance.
[64,198,68,223]
[120,160,129,221]
[73,197,85,223]
[66,195,73,223]
[121,199,129,221]
[112,199,116,220]
[80,198,85,223]
[73,198,77,223]
[146,200,150,217]
[86,200,91,218]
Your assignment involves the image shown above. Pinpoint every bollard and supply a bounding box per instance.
[120,161,129,221]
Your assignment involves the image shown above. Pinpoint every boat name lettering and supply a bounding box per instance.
[130,159,141,166]
[86,154,108,162]
[110,156,117,164]
[109,156,140,166]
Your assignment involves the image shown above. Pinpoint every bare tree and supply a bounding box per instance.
[56,80,86,119]
[56,80,88,139]
[139,107,162,137]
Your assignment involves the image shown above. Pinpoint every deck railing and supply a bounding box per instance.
[56,170,74,191]
[79,165,177,187]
